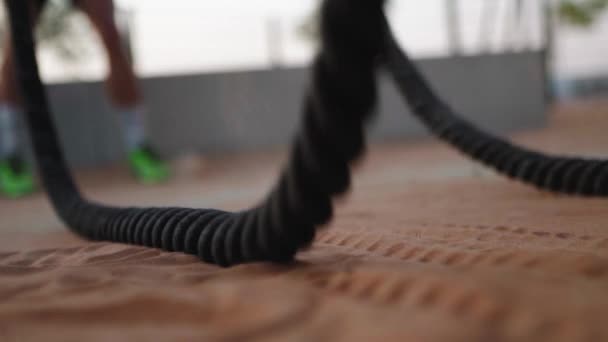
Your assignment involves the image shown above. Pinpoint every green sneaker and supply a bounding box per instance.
[0,155,35,198]
[128,145,169,184]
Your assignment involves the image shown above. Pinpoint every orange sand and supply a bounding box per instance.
[1,100,608,341]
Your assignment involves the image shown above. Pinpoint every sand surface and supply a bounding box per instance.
[1,100,608,341]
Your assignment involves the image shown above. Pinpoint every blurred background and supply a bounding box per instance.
[3,3,608,339]
[0,0,607,167]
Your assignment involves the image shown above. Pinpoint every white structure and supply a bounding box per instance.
[3,0,604,84]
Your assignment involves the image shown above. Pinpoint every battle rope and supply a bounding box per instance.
[381,24,608,196]
[5,0,385,267]
[5,0,606,269]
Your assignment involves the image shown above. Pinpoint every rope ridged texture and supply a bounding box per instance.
[381,28,608,196]
[5,0,385,267]
[6,0,606,269]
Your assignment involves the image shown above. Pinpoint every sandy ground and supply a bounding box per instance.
[1,99,608,341]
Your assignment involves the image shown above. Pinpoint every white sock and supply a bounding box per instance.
[0,104,20,159]
[117,105,147,151]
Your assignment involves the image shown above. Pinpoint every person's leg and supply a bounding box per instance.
[0,0,45,116]
[74,0,168,183]
[0,40,20,159]
[0,0,43,197]
[73,0,140,106]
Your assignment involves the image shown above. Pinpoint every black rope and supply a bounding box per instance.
[4,0,385,267]
[6,0,606,269]
[380,26,608,196]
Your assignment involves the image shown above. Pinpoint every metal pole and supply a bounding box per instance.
[542,0,556,104]
[502,0,526,51]
[479,0,501,53]
[115,7,135,66]
[514,0,527,50]
[266,17,283,69]
[445,0,462,55]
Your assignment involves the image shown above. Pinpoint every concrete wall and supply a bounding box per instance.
[30,51,546,167]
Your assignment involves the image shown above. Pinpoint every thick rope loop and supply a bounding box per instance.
[7,0,606,269]
[381,24,608,197]
[5,0,385,267]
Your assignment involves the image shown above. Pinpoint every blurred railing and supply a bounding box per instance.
[5,1,549,166]
[442,0,548,56]
[33,1,549,82]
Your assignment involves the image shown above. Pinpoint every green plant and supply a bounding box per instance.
[296,4,320,45]
[558,0,608,27]
[1,0,85,61]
